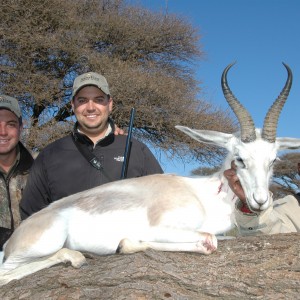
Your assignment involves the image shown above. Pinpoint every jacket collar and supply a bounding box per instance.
[16,142,35,174]
[73,118,115,147]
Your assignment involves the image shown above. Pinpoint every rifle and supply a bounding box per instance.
[120,108,135,179]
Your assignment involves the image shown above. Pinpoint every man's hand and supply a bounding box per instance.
[223,161,246,202]
[114,126,125,135]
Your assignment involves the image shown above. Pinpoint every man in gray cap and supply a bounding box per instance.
[0,95,34,249]
[20,72,163,218]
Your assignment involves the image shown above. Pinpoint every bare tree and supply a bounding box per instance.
[0,0,235,162]
[191,164,222,176]
[271,152,300,198]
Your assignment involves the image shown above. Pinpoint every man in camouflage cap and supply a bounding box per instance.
[0,95,34,250]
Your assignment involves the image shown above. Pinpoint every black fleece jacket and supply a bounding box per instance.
[20,120,163,219]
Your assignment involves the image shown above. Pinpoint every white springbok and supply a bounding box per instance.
[1,63,300,286]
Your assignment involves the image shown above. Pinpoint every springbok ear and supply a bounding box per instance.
[175,125,234,150]
[276,137,300,150]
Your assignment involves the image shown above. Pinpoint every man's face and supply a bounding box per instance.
[71,86,112,139]
[0,109,22,155]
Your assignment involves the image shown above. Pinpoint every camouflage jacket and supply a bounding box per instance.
[0,142,34,230]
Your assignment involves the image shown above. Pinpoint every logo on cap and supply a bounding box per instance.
[80,73,100,83]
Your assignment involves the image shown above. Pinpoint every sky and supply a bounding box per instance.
[131,0,300,175]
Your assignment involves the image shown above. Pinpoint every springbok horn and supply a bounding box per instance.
[221,63,256,143]
[261,63,292,143]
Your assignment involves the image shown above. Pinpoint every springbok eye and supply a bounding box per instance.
[235,157,245,168]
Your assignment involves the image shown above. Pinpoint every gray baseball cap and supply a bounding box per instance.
[0,95,21,118]
[72,72,110,98]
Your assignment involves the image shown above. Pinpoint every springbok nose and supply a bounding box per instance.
[253,190,269,205]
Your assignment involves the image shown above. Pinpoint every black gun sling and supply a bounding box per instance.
[71,134,102,170]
